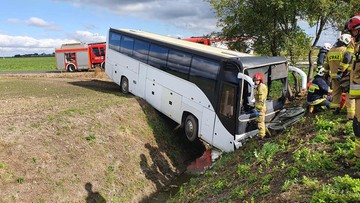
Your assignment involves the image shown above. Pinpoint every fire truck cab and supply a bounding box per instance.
[55,42,106,72]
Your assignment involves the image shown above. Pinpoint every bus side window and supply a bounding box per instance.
[109,32,121,52]
[167,49,191,80]
[148,44,168,70]
[120,36,134,56]
[219,83,236,119]
[133,39,150,63]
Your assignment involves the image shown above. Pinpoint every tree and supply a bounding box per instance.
[301,0,360,82]
[209,0,311,95]
[209,0,311,57]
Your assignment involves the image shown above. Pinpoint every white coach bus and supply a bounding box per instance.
[105,28,304,152]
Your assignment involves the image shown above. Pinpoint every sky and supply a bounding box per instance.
[0,0,339,57]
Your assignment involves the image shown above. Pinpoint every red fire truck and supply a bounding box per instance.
[55,42,106,72]
[182,37,254,54]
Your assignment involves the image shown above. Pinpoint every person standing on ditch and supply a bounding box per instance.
[315,42,332,73]
[253,72,268,139]
[347,14,360,159]
[324,33,354,118]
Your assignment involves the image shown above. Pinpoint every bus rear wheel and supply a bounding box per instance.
[67,64,76,72]
[184,115,198,142]
[120,77,129,94]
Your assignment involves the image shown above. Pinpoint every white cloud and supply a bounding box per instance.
[0,31,105,57]
[7,17,61,31]
[26,17,51,27]
[68,31,106,43]
[56,0,219,35]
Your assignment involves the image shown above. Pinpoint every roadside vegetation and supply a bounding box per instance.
[169,110,360,203]
[0,56,56,72]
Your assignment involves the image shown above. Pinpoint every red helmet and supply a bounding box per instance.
[347,14,360,31]
[253,72,263,82]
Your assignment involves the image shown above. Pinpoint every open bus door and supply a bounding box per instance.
[234,61,305,144]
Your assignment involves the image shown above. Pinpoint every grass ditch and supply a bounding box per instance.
[169,110,360,203]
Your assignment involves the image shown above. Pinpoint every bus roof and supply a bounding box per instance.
[235,56,287,69]
[111,28,253,58]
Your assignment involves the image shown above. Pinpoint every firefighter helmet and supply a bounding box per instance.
[317,67,325,77]
[253,72,263,82]
[338,34,352,45]
[347,14,360,31]
[323,43,332,51]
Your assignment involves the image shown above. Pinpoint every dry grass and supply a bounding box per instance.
[0,72,189,202]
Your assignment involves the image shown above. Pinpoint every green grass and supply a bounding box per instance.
[0,57,56,72]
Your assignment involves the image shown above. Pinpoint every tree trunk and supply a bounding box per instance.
[307,48,314,82]
[292,72,300,95]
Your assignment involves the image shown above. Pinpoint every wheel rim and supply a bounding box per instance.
[121,78,128,93]
[185,119,194,139]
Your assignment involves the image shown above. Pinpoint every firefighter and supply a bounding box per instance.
[315,42,332,73]
[307,68,332,113]
[324,33,354,119]
[347,14,360,158]
[252,72,268,139]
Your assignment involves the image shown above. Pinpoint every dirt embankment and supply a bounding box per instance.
[0,72,198,202]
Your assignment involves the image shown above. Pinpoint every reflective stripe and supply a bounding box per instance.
[350,84,360,96]
[350,89,360,96]
[340,62,349,69]
[308,83,319,93]
[330,73,338,78]
[346,47,354,53]
[329,102,340,108]
[307,98,326,105]
[347,108,355,113]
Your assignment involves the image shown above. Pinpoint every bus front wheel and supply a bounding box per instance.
[184,115,198,142]
[120,77,129,94]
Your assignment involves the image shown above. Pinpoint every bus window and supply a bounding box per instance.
[189,56,220,92]
[148,44,168,70]
[133,39,150,63]
[109,32,121,52]
[167,49,191,80]
[220,83,236,119]
[120,36,134,56]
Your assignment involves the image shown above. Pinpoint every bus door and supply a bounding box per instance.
[217,62,240,135]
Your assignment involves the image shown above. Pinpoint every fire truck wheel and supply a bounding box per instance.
[67,64,76,72]
[120,77,129,94]
[184,114,198,142]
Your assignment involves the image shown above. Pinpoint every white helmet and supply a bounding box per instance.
[338,34,352,45]
[317,67,325,77]
[322,42,332,50]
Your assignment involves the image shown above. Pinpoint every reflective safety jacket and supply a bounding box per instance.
[307,75,331,104]
[254,83,268,110]
[350,42,360,98]
[324,41,353,79]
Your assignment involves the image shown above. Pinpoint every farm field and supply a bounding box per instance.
[0,72,198,202]
[0,57,57,72]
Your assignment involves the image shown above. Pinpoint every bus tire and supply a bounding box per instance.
[120,77,129,94]
[67,64,76,72]
[184,115,198,142]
